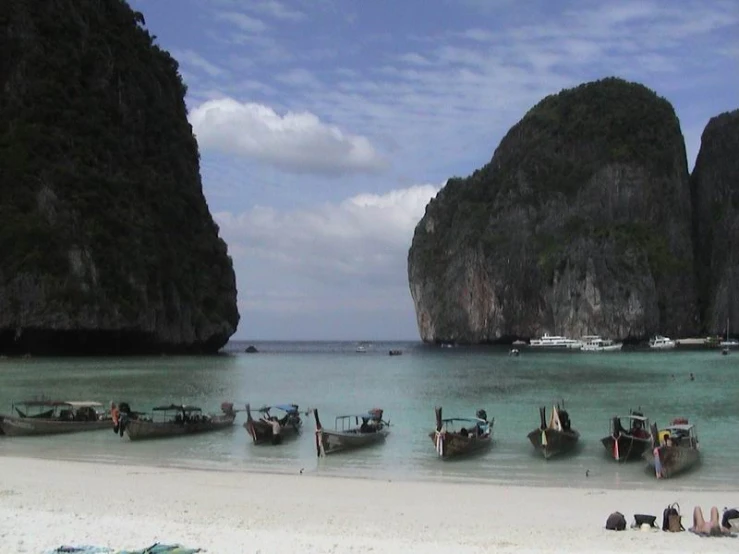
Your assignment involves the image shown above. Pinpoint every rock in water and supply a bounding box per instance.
[0,0,239,354]
[690,110,739,335]
[408,77,697,344]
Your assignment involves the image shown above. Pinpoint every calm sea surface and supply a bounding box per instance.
[1,341,737,491]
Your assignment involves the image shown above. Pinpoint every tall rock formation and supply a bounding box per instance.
[408,78,697,343]
[0,0,239,354]
[690,110,739,335]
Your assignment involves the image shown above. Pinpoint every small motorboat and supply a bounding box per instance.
[314,408,389,456]
[244,403,302,445]
[430,407,493,459]
[644,418,700,479]
[601,410,652,462]
[527,403,580,459]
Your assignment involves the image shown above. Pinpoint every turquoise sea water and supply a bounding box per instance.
[1,341,737,491]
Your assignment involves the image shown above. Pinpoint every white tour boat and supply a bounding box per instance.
[581,336,623,352]
[529,333,583,350]
[649,335,676,350]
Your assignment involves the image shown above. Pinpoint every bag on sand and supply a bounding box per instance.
[606,511,627,531]
[662,503,684,532]
[634,514,658,528]
[722,508,739,529]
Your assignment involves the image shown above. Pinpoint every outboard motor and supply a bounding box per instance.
[612,416,622,437]
[539,406,547,430]
[476,409,488,422]
[560,410,571,431]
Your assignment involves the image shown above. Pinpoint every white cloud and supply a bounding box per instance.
[214,184,440,332]
[249,0,305,21]
[189,97,387,175]
[214,11,268,33]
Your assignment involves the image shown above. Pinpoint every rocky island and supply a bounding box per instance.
[0,0,239,354]
[408,78,737,344]
[690,109,739,334]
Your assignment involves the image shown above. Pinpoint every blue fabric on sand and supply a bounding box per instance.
[117,544,202,554]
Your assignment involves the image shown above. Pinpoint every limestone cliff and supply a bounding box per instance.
[0,0,239,354]
[408,78,697,343]
[690,110,739,336]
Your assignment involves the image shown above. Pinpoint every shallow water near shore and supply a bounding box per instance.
[1,341,737,491]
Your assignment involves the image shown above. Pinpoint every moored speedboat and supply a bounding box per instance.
[0,400,111,436]
[430,407,493,459]
[644,418,700,478]
[601,411,652,462]
[314,408,389,456]
[244,403,302,445]
[121,402,236,441]
[527,403,580,459]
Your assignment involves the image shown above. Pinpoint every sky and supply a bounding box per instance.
[128,0,738,341]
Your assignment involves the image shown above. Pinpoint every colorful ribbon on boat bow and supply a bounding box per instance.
[613,434,620,461]
[315,429,326,458]
[435,429,445,457]
[653,446,662,478]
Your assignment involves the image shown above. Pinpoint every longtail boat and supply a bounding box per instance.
[643,418,700,478]
[244,403,302,445]
[314,408,389,456]
[601,410,652,462]
[120,402,236,441]
[0,400,111,436]
[430,406,493,459]
[527,403,580,459]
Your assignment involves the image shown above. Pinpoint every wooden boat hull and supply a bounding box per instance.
[124,414,235,441]
[429,431,492,459]
[244,419,301,445]
[601,433,652,462]
[316,428,389,455]
[527,428,580,459]
[0,415,111,436]
[643,445,700,478]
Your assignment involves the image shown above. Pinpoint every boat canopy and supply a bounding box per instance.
[442,417,487,424]
[664,423,694,432]
[273,403,299,413]
[337,412,382,420]
[617,414,649,422]
[152,404,202,412]
[63,401,103,408]
[259,404,299,413]
[13,400,102,408]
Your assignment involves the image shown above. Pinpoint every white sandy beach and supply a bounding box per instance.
[0,456,737,554]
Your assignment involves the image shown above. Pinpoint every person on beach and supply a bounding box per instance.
[690,506,732,536]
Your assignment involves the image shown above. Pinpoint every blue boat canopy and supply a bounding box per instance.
[273,403,299,413]
[336,408,384,421]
